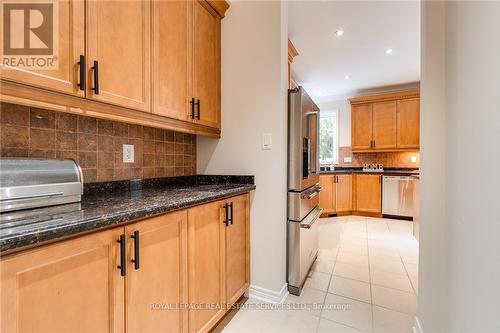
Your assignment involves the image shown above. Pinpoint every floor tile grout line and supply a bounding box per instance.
[366,218,376,333]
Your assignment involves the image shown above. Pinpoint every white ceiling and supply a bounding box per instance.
[288,1,421,103]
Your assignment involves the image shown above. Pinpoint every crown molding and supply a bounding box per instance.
[288,39,299,63]
[349,90,420,105]
[206,0,230,18]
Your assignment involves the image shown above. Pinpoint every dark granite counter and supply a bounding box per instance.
[0,175,255,255]
[320,167,419,176]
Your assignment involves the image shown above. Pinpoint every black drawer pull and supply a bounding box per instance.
[229,202,234,225]
[189,97,196,119]
[77,55,85,91]
[117,234,126,277]
[223,203,229,227]
[196,99,200,120]
[91,60,99,94]
[131,230,140,270]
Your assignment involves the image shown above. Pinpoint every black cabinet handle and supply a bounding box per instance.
[229,202,234,225]
[196,99,200,120]
[223,203,229,227]
[117,234,126,277]
[189,98,196,119]
[91,60,99,94]
[77,55,85,91]
[131,230,140,270]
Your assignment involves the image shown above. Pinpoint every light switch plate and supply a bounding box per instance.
[410,156,418,163]
[344,157,352,163]
[262,133,272,150]
[123,144,134,163]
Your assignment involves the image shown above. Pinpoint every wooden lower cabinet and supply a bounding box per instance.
[0,193,250,333]
[355,174,382,214]
[336,174,353,213]
[125,210,188,333]
[0,228,125,333]
[319,175,336,214]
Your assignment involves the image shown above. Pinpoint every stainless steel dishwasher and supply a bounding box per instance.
[382,176,416,218]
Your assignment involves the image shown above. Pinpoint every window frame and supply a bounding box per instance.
[319,109,339,165]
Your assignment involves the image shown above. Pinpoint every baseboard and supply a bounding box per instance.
[248,283,289,304]
[412,317,423,333]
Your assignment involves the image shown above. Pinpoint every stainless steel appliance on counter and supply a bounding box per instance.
[287,86,322,296]
[382,175,416,219]
[0,158,83,212]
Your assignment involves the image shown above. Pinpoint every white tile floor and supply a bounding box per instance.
[221,215,419,333]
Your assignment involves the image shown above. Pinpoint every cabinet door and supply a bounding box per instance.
[225,194,250,305]
[397,99,420,149]
[86,0,150,111]
[188,199,226,333]
[0,0,84,96]
[125,210,188,333]
[193,1,220,129]
[336,174,352,213]
[319,175,336,214]
[1,228,124,333]
[372,101,397,149]
[152,0,192,121]
[351,104,373,150]
[355,174,381,213]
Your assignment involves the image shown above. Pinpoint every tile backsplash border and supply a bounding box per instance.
[0,102,196,183]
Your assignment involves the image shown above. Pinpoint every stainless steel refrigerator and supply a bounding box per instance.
[287,86,323,296]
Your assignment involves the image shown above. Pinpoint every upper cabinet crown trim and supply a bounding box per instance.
[206,0,230,18]
[288,39,299,63]
[349,90,420,105]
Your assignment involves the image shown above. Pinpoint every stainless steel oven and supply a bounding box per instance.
[287,87,321,296]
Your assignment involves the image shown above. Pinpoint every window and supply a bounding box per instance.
[319,109,339,165]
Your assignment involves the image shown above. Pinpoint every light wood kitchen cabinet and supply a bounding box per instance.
[372,101,397,149]
[152,0,192,121]
[187,199,226,333]
[0,228,125,333]
[0,0,85,96]
[355,174,382,214]
[125,210,188,333]
[350,91,420,152]
[193,1,221,129]
[397,98,420,149]
[225,194,250,306]
[336,174,353,213]
[319,175,336,214]
[351,104,373,150]
[86,0,151,111]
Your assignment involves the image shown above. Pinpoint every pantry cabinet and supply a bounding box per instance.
[355,174,382,214]
[0,0,85,96]
[350,91,420,152]
[0,228,125,333]
[0,192,250,333]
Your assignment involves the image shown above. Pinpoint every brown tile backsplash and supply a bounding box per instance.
[0,102,197,183]
[336,146,420,168]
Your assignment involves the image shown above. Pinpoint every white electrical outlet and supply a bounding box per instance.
[344,157,352,163]
[262,133,272,150]
[410,155,418,163]
[123,144,134,163]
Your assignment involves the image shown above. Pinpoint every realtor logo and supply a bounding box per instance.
[1,0,58,69]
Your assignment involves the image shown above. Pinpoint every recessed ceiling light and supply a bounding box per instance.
[385,48,393,55]
[344,75,350,80]
[334,29,344,37]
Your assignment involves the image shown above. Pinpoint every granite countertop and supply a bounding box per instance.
[0,175,255,255]
[320,167,419,176]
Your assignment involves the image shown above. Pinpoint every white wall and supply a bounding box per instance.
[318,100,351,147]
[418,1,500,331]
[197,1,289,296]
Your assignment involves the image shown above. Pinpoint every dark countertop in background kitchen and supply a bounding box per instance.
[320,167,419,176]
[0,175,255,255]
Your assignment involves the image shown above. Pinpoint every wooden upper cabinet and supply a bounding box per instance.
[225,194,250,306]
[1,228,125,333]
[0,0,84,96]
[372,101,397,149]
[397,98,420,149]
[86,0,151,111]
[187,199,226,333]
[336,174,353,213]
[152,0,192,121]
[351,104,373,150]
[193,1,220,129]
[125,211,188,333]
[319,175,336,214]
[355,174,381,213]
